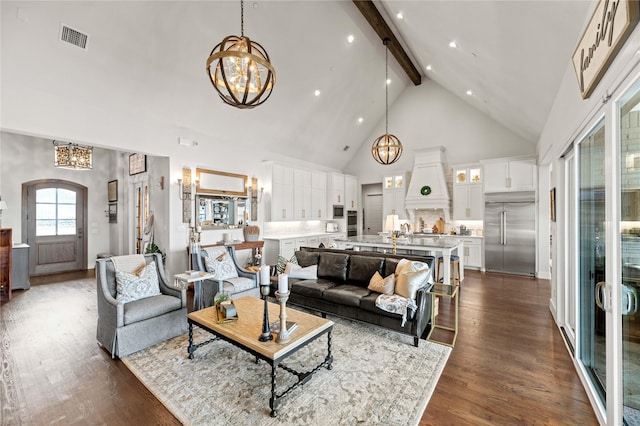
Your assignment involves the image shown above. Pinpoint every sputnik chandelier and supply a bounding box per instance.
[371,39,403,165]
[206,0,276,109]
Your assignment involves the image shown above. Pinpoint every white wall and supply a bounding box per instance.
[345,80,535,183]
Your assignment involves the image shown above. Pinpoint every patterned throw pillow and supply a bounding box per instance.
[204,250,239,280]
[115,261,161,303]
[276,254,297,274]
[368,271,395,295]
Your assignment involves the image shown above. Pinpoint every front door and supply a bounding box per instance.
[23,180,87,275]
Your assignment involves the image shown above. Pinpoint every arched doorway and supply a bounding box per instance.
[22,179,88,275]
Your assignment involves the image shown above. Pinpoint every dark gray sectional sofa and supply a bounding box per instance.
[270,247,435,346]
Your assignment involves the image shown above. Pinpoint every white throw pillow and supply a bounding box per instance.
[115,261,161,303]
[204,249,239,280]
[394,259,430,300]
[395,258,412,276]
[395,266,430,300]
[368,271,395,295]
[284,262,318,280]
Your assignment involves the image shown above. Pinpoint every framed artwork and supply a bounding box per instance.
[129,153,147,175]
[550,188,556,222]
[109,203,117,223]
[108,180,118,202]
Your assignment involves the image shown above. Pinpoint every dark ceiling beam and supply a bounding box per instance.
[352,0,422,86]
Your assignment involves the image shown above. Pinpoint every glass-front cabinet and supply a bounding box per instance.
[453,165,483,220]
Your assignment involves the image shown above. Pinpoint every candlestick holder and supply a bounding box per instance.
[259,283,273,342]
[275,290,291,344]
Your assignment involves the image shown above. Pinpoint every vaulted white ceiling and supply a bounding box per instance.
[1,1,593,169]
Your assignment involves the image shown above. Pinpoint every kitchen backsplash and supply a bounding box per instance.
[410,209,483,235]
[263,220,338,236]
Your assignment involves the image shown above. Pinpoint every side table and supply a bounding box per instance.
[174,271,215,311]
[426,283,459,347]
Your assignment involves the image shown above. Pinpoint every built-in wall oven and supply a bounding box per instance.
[347,210,357,237]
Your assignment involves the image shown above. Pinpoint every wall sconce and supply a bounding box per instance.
[249,178,264,204]
[249,177,264,222]
[178,178,192,201]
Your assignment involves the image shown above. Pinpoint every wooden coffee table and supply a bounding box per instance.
[186,296,334,417]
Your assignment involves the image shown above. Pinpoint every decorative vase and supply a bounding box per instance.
[244,225,260,242]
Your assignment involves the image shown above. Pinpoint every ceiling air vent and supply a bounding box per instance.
[60,25,88,49]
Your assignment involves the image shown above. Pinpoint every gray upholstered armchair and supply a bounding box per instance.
[96,253,187,358]
[192,246,260,307]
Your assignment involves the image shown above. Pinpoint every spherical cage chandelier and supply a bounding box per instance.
[372,133,403,165]
[206,36,275,109]
[371,38,402,165]
[205,0,275,109]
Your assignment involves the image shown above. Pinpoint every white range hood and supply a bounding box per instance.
[405,146,451,222]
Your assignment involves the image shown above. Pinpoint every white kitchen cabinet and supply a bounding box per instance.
[264,238,297,264]
[295,237,308,250]
[269,164,295,221]
[453,165,483,220]
[329,172,345,206]
[482,156,537,193]
[345,175,358,211]
[460,237,482,269]
[264,234,331,264]
[294,169,312,220]
[382,173,408,220]
[306,236,320,247]
[311,171,327,220]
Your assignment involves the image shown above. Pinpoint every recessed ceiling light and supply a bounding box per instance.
[358,117,364,124]
[396,12,403,19]
[347,35,355,44]
[466,90,473,96]
[426,65,432,71]
[449,41,458,48]
[386,78,391,85]
[314,89,321,97]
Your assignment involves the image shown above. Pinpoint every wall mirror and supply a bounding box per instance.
[196,168,247,197]
[196,195,248,229]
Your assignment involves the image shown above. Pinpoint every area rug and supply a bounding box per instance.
[122,317,451,426]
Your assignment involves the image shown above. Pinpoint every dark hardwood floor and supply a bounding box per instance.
[1,269,597,425]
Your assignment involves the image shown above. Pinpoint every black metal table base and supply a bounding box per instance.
[269,330,333,417]
[187,319,333,417]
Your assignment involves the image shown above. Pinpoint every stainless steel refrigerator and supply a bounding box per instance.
[484,193,536,276]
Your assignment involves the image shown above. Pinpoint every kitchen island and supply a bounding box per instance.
[334,235,464,284]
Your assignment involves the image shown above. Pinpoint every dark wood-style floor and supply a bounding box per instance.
[0,269,597,425]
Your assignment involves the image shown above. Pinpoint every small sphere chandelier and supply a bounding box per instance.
[371,39,403,165]
[206,0,276,109]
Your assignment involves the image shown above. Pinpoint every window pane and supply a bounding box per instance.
[58,204,76,220]
[36,220,56,236]
[57,188,76,204]
[36,203,56,220]
[58,219,76,235]
[36,188,56,203]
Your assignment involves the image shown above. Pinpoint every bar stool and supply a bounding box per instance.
[436,255,461,284]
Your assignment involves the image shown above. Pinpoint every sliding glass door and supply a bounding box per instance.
[577,118,608,411]
[620,81,640,426]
